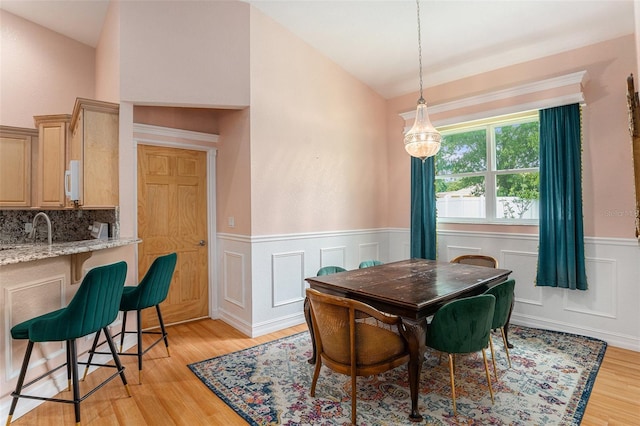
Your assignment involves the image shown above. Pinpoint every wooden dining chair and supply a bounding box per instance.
[450,254,499,268]
[426,294,496,415]
[306,288,411,425]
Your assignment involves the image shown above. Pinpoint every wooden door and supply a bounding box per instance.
[137,144,209,327]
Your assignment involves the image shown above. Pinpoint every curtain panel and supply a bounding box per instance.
[536,103,588,290]
[410,157,437,260]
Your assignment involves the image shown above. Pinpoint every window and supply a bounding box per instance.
[435,111,539,223]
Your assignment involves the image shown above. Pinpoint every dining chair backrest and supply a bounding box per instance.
[29,261,128,342]
[316,266,347,276]
[358,260,383,268]
[483,279,515,329]
[121,252,177,311]
[427,294,496,354]
[450,254,498,268]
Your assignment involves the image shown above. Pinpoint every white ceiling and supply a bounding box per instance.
[1,0,636,99]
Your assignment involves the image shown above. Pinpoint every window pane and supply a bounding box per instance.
[495,121,539,170]
[496,172,539,219]
[436,176,486,218]
[437,129,486,175]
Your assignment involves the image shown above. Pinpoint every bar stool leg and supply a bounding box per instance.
[102,327,131,396]
[66,340,73,391]
[6,341,34,426]
[156,305,170,357]
[82,329,102,381]
[136,310,143,383]
[119,312,128,353]
[68,339,81,425]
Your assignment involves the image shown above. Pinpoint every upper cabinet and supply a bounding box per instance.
[33,115,70,208]
[0,126,36,207]
[69,98,119,208]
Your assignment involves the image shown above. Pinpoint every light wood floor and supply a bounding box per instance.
[7,319,640,425]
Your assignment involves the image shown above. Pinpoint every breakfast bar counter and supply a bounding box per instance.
[0,238,140,412]
[0,238,140,266]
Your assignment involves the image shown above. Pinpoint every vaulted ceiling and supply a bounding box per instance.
[1,0,636,99]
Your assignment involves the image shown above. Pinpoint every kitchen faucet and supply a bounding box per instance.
[29,212,52,245]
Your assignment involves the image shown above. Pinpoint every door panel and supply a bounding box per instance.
[137,144,208,327]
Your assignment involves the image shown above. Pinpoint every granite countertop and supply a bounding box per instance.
[0,238,141,266]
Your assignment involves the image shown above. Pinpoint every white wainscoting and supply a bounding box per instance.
[437,230,640,351]
[217,229,640,351]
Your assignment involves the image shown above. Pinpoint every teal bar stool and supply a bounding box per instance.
[6,261,130,426]
[84,252,177,384]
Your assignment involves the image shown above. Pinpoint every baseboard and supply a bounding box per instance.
[511,314,640,352]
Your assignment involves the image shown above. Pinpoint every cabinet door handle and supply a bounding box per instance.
[198,240,206,246]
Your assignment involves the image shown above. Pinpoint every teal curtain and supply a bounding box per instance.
[536,104,588,290]
[410,157,437,259]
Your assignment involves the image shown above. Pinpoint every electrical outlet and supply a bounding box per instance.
[228,217,235,228]
[24,223,33,233]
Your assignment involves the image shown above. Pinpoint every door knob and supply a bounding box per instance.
[198,240,206,246]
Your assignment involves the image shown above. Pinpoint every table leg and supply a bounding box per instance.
[303,297,317,364]
[399,317,427,422]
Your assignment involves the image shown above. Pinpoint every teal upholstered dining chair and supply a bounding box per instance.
[358,260,383,268]
[484,279,516,378]
[426,294,496,415]
[84,252,177,384]
[316,266,346,276]
[6,261,130,426]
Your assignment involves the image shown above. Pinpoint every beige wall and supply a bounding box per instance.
[0,10,95,127]
[387,35,638,239]
[248,9,389,235]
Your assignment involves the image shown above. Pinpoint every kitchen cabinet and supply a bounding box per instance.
[33,115,70,207]
[0,126,37,207]
[69,98,119,208]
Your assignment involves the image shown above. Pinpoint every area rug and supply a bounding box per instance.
[188,326,606,425]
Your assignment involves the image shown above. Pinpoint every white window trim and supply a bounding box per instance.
[400,70,588,128]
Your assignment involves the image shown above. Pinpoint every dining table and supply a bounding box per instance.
[304,258,512,422]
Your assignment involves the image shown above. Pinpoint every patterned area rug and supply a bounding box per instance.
[188,326,606,425]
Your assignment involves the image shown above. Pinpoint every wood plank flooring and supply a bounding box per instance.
[7,319,640,425]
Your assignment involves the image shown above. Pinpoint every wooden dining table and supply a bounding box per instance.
[304,258,512,422]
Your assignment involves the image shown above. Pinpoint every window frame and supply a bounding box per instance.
[435,110,540,225]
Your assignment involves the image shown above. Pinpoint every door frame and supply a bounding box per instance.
[132,123,218,319]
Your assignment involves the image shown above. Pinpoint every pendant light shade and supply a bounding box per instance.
[404,100,441,160]
[404,0,441,161]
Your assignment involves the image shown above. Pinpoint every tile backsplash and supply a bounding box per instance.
[0,208,118,244]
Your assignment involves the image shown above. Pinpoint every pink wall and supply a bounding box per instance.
[95,0,120,103]
[133,106,221,134]
[118,1,250,108]
[387,35,638,239]
[0,10,95,127]
[248,9,389,235]
[217,108,252,235]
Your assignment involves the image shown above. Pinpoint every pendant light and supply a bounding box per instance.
[403,0,441,161]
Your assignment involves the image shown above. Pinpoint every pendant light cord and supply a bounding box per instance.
[416,0,425,104]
